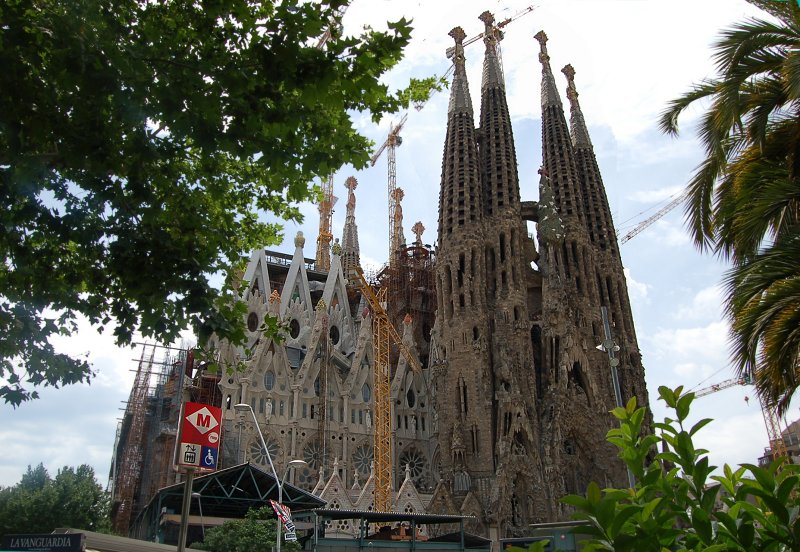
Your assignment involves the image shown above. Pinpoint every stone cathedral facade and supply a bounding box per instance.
[209,15,648,542]
[428,19,649,536]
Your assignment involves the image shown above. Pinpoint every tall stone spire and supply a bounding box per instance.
[390,187,406,256]
[534,31,584,226]
[479,11,520,219]
[340,176,361,278]
[562,64,617,256]
[479,11,504,90]
[562,64,645,399]
[562,64,592,149]
[438,27,482,240]
[534,31,561,109]
[447,27,473,116]
[434,24,495,501]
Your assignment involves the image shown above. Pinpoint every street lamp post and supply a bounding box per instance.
[234,403,307,552]
[191,492,205,540]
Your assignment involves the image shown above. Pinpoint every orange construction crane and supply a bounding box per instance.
[315,175,336,271]
[348,267,421,511]
[693,374,789,464]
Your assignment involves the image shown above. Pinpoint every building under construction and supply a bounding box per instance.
[109,344,221,535]
[110,11,651,543]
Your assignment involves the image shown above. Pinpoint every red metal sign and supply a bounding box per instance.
[176,401,222,471]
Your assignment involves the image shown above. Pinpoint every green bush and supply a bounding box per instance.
[563,386,800,551]
[189,506,301,552]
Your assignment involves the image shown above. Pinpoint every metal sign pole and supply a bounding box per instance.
[177,468,195,552]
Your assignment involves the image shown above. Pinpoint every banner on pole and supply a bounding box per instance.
[270,499,297,541]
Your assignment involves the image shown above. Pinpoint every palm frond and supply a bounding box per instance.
[725,229,800,415]
[658,80,718,136]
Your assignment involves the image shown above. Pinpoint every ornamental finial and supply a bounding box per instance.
[534,30,549,62]
[562,64,577,102]
[449,26,466,44]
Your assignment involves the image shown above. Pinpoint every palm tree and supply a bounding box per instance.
[659,1,800,413]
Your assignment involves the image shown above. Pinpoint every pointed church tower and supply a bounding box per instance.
[562,64,648,408]
[434,26,495,498]
[341,176,361,279]
[535,32,586,230]
[476,11,546,533]
[533,32,649,505]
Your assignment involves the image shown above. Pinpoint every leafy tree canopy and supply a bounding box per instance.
[564,386,800,551]
[0,0,440,405]
[659,0,800,413]
[0,463,110,535]
[189,505,299,552]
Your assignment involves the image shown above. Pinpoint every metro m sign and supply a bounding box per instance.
[176,402,222,471]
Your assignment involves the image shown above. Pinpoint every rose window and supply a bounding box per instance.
[352,445,373,476]
[248,436,279,467]
[398,447,428,488]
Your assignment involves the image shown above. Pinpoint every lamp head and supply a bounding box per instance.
[233,403,252,413]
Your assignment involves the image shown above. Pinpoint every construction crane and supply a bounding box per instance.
[348,267,422,511]
[370,114,408,264]
[311,3,349,271]
[444,5,536,59]
[367,7,536,265]
[693,374,790,464]
[620,190,689,245]
[315,176,336,271]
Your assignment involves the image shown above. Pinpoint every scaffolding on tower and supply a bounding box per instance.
[316,175,337,272]
[110,343,195,535]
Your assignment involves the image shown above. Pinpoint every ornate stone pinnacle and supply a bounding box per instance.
[316,299,326,311]
[562,64,576,82]
[562,64,578,102]
[411,221,425,244]
[479,10,495,26]
[269,289,280,304]
[392,187,405,202]
[534,30,549,62]
[294,230,305,248]
[345,175,358,191]
[449,26,466,44]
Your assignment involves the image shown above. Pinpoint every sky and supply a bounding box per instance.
[1,0,783,489]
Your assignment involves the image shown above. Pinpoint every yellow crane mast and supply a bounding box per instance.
[694,375,789,464]
[348,267,421,511]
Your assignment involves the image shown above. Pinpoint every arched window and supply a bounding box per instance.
[362,383,371,403]
[247,312,259,332]
[264,370,275,390]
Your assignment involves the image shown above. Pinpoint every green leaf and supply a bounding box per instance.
[689,417,714,436]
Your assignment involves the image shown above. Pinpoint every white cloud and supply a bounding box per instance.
[647,321,730,388]
[675,285,724,322]
[624,267,649,303]
[629,186,684,204]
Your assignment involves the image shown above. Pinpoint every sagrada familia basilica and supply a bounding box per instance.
[112,11,649,542]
